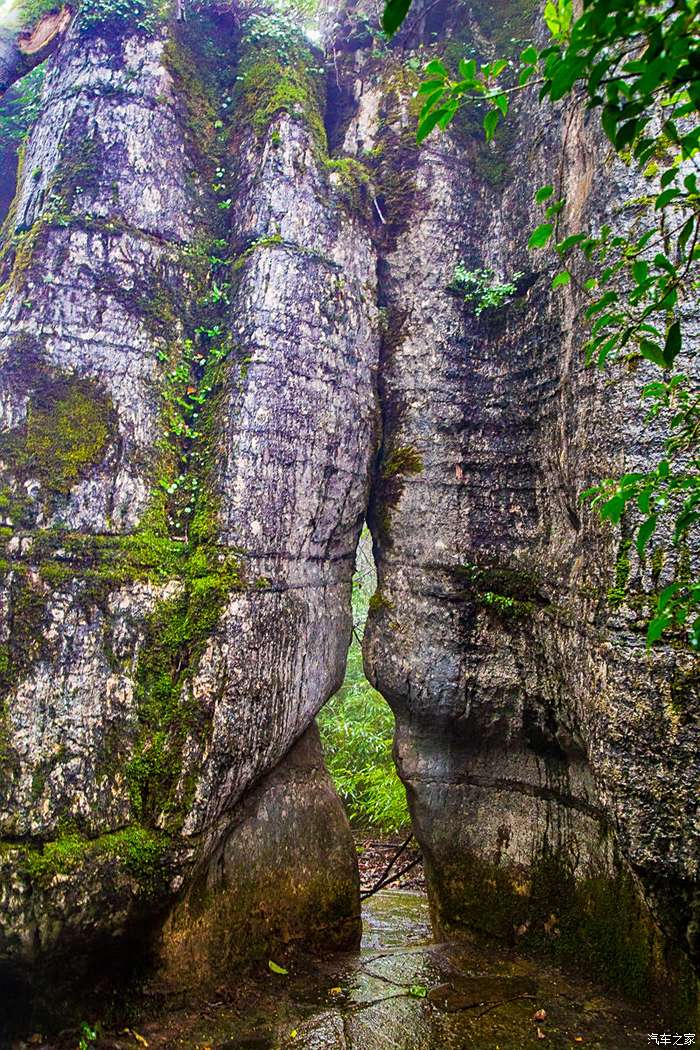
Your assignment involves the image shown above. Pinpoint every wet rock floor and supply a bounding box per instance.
[34,890,667,1050]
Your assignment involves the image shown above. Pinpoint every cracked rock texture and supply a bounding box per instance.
[0,0,696,1027]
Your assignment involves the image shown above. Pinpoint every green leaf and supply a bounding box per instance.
[678,216,695,257]
[585,290,618,318]
[419,88,446,120]
[483,109,500,141]
[528,223,554,249]
[556,232,586,254]
[663,321,681,366]
[615,118,639,149]
[519,65,537,86]
[653,252,675,275]
[632,260,648,285]
[417,77,445,95]
[601,105,620,144]
[520,45,538,63]
[636,515,658,557]
[424,58,448,77]
[535,185,554,204]
[647,613,671,645]
[408,985,428,998]
[551,270,571,289]
[493,93,509,117]
[657,582,679,612]
[458,58,476,81]
[417,106,451,144]
[596,334,618,367]
[382,0,412,35]
[599,494,625,523]
[639,340,668,368]
[268,960,288,975]
[438,100,459,129]
[655,187,680,209]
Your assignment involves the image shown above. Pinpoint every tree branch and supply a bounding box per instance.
[0,5,72,97]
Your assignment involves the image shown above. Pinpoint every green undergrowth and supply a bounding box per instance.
[125,541,240,828]
[318,544,410,834]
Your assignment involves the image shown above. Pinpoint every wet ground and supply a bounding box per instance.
[31,889,667,1050]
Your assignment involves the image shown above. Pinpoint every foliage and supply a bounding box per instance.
[241,10,310,58]
[385,0,700,648]
[318,539,410,833]
[125,544,240,827]
[234,11,326,151]
[78,1022,98,1050]
[0,64,44,151]
[449,263,523,315]
[78,0,166,34]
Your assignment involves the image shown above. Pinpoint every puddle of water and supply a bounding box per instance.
[28,890,668,1049]
[360,889,431,950]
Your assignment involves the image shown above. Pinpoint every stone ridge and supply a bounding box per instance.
[325,0,698,1020]
[0,2,372,1021]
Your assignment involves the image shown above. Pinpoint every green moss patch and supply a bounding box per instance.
[125,543,241,829]
[323,156,373,214]
[0,371,115,506]
[607,538,632,609]
[22,824,169,896]
[233,18,327,153]
[382,445,423,478]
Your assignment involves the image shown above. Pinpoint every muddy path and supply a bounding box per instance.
[14,889,673,1050]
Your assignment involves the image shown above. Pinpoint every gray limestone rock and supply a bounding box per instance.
[0,0,696,1025]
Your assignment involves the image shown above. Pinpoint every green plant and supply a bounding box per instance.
[78,1022,98,1050]
[449,263,523,315]
[318,543,410,833]
[0,64,45,151]
[78,0,166,34]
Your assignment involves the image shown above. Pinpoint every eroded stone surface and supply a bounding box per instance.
[326,0,699,1005]
[0,3,376,992]
[0,0,696,1020]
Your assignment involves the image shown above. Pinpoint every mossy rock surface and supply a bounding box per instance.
[0,370,115,501]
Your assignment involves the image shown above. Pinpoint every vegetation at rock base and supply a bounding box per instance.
[386,0,700,650]
[318,534,410,834]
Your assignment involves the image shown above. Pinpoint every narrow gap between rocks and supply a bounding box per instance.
[317,525,425,898]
